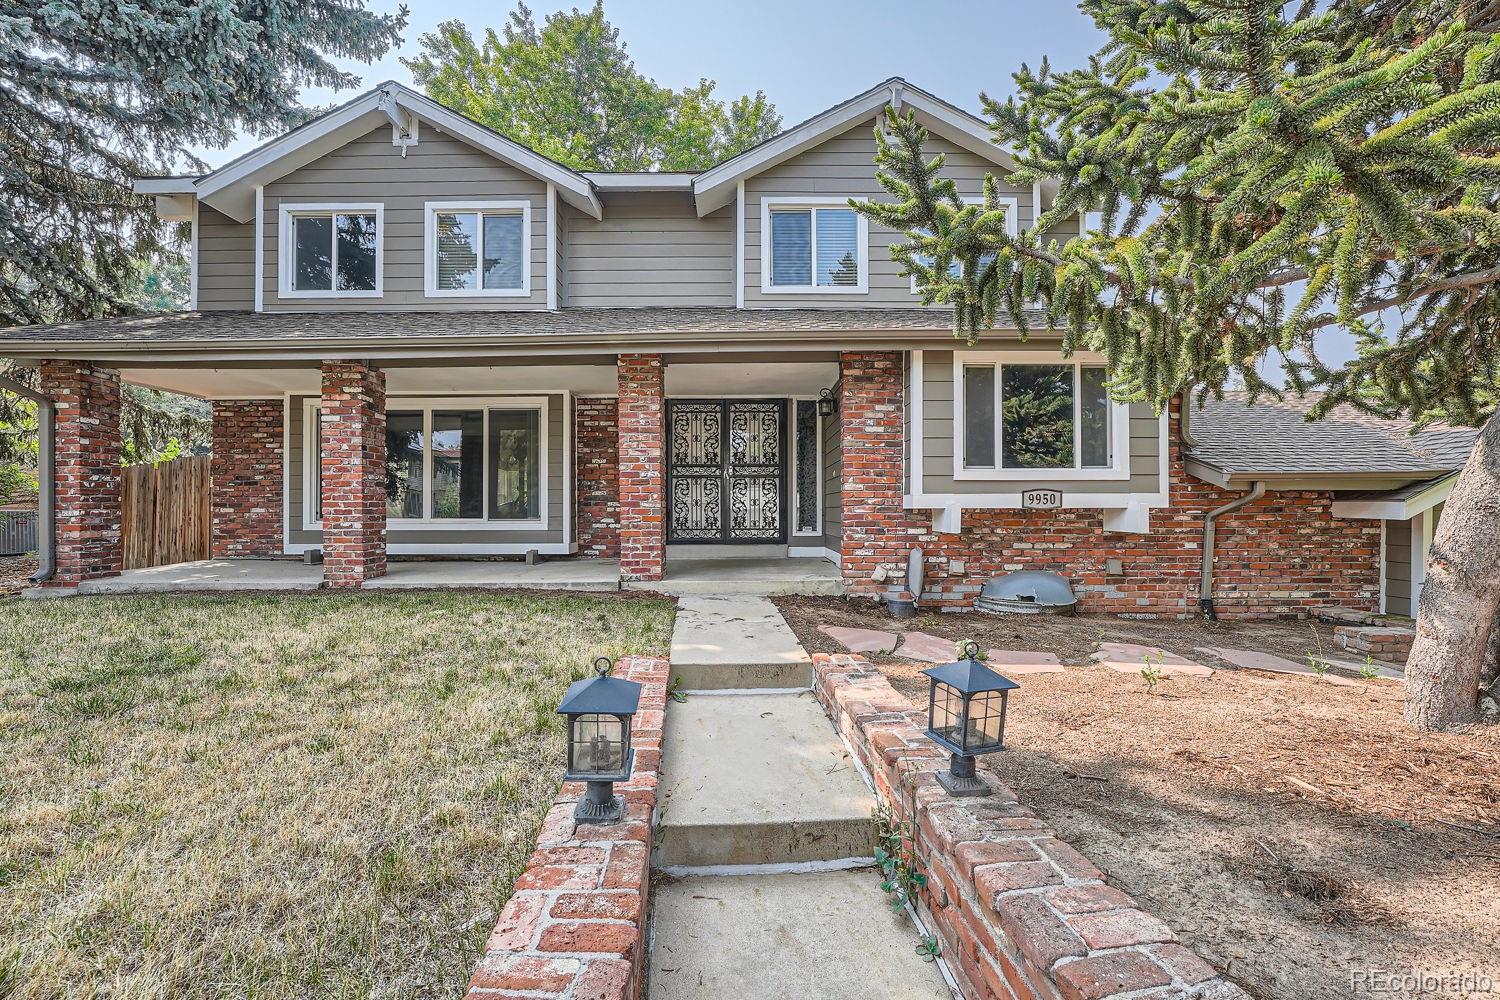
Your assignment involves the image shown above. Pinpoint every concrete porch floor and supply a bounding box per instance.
[62,557,622,594]
[629,557,844,597]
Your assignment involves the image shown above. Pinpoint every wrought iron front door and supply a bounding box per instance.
[667,399,786,543]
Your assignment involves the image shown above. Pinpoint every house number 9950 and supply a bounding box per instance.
[1021,489,1062,509]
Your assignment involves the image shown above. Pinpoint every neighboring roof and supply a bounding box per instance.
[0,307,1049,362]
[1187,392,1479,487]
[692,78,1030,216]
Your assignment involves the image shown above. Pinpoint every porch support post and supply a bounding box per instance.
[617,353,665,582]
[38,360,122,586]
[838,351,907,597]
[210,399,284,558]
[320,361,387,587]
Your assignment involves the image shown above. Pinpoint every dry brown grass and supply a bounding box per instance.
[0,590,674,1000]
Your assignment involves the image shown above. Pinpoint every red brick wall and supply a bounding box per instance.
[576,397,620,559]
[813,653,1248,1000]
[465,655,668,1000]
[40,361,122,585]
[319,362,387,587]
[210,399,283,558]
[617,356,664,582]
[837,353,1381,619]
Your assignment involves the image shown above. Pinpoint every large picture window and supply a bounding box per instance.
[306,398,547,527]
[762,199,867,293]
[954,355,1126,480]
[280,204,382,297]
[425,202,530,297]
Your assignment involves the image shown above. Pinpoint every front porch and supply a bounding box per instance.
[57,554,843,597]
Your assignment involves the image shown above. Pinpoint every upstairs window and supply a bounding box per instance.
[763,200,867,293]
[955,355,1124,480]
[425,202,530,297]
[281,204,381,297]
[911,196,1017,292]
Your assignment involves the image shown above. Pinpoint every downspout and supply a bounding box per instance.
[0,373,55,583]
[1200,481,1265,620]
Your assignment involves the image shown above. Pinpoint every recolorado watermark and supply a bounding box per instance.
[1352,969,1496,994]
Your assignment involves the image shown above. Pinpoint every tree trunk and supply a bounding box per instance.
[1404,410,1500,731]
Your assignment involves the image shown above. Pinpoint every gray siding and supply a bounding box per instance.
[262,126,549,311]
[919,350,1163,497]
[197,206,254,310]
[287,394,566,547]
[743,123,1054,307]
[822,410,842,552]
[1385,518,1412,616]
[561,194,734,307]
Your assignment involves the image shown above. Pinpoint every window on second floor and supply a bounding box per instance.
[425,202,531,297]
[911,196,1018,293]
[281,204,382,297]
[763,199,867,293]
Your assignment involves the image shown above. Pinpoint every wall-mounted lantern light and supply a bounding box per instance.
[921,641,1018,797]
[557,656,641,824]
[817,387,837,418]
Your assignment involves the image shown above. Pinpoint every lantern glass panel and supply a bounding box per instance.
[571,713,626,775]
[966,690,1003,750]
[931,681,965,747]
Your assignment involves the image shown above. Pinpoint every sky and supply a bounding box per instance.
[200,0,1356,376]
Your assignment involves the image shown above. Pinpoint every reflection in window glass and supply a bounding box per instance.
[815,208,859,286]
[1001,364,1074,469]
[1079,367,1111,469]
[385,411,425,518]
[770,209,812,286]
[432,410,483,518]
[963,365,996,468]
[794,400,818,533]
[489,408,541,520]
[335,214,377,291]
[931,682,963,747]
[435,212,480,290]
[293,215,333,291]
[482,214,525,290]
[311,408,324,521]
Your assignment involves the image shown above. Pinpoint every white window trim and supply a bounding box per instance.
[423,200,533,298]
[911,196,1018,293]
[278,202,384,299]
[760,196,869,294]
[951,350,1131,482]
[790,397,823,537]
[303,395,550,530]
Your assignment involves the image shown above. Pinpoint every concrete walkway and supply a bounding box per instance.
[649,595,950,1000]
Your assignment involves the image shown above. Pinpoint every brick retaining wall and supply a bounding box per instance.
[466,655,668,1000]
[210,399,284,558]
[811,652,1248,1000]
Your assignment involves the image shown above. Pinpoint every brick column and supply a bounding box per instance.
[39,361,123,586]
[617,355,665,582]
[576,397,620,559]
[320,362,387,587]
[210,400,284,557]
[838,351,916,597]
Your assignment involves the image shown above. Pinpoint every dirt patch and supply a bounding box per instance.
[0,555,37,597]
[774,596,1500,1000]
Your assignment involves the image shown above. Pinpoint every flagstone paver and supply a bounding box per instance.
[818,624,898,654]
[893,630,960,662]
[987,650,1065,675]
[1092,642,1214,677]
[1196,646,1360,686]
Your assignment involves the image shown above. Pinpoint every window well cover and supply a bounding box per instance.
[977,571,1078,613]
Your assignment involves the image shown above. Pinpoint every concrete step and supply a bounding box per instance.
[655,691,875,868]
[649,870,951,1000]
[667,543,788,561]
[668,595,812,690]
[625,557,844,597]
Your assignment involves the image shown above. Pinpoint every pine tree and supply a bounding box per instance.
[853,0,1500,730]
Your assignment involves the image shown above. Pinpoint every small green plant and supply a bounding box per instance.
[1358,656,1380,681]
[955,638,987,661]
[1141,652,1165,694]
[874,804,926,912]
[915,935,943,962]
[667,675,687,703]
[1307,655,1330,682]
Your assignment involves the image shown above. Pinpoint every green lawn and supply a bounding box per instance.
[0,591,675,1000]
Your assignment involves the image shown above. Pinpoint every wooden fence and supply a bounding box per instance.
[121,455,210,569]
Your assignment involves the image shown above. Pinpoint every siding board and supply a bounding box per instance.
[562,195,733,308]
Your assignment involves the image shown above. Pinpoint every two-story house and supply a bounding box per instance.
[1,78,1475,617]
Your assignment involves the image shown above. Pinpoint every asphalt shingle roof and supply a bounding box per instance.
[1189,392,1479,476]
[0,307,1050,344]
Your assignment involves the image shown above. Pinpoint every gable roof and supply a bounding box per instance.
[1186,392,1480,488]
[171,82,602,223]
[691,78,1035,215]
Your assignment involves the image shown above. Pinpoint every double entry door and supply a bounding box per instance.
[666,399,786,544]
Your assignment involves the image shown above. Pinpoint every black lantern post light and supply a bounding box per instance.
[922,641,1019,797]
[557,656,641,824]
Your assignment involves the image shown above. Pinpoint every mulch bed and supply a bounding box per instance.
[773,595,1500,1000]
[0,555,37,598]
